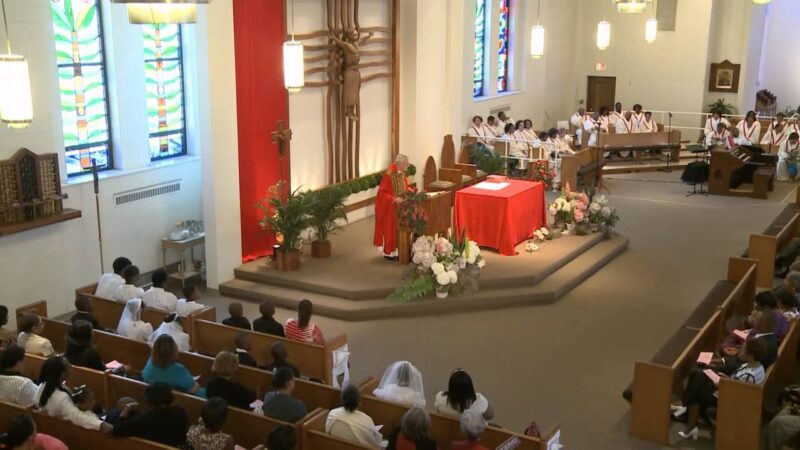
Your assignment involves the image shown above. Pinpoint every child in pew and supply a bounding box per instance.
[186,397,235,450]
[0,413,67,450]
[222,303,251,331]
[176,284,208,317]
[112,382,189,447]
[259,342,301,378]
[113,266,145,303]
[252,301,284,337]
[141,269,178,313]
[117,298,154,343]
[70,296,101,330]
[103,396,138,425]
[71,385,104,419]
[233,333,258,368]
[95,256,132,299]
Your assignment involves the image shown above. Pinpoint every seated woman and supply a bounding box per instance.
[373,361,426,408]
[64,320,106,372]
[674,338,767,440]
[205,351,256,410]
[0,344,38,407]
[113,382,189,447]
[34,355,112,432]
[16,314,53,358]
[147,313,191,352]
[0,413,67,450]
[186,397,235,450]
[451,410,490,450]
[387,407,437,450]
[325,384,383,448]
[142,334,204,397]
[117,298,153,342]
[0,305,18,349]
[284,300,325,345]
[434,369,494,421]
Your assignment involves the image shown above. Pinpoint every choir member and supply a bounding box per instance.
[736,111,761,145]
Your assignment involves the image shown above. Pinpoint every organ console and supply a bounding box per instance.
[708,146,777,199]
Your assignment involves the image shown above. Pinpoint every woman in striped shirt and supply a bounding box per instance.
[284,300,325,345]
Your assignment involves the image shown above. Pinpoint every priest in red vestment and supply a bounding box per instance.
[373,154,410,258]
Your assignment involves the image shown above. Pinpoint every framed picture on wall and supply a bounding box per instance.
[709,60,741,93]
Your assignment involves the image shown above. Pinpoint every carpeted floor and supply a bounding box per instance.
[203,172,798,450]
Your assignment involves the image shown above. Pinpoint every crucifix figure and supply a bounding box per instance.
[270,120,292,201]
[330,29,374,121]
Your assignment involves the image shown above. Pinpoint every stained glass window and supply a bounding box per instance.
[473,0,487,98]
[50,0,112,176]
[143,24,186,161]
[497,0,511,92]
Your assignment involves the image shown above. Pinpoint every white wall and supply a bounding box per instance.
[0,0,204,320]
[758,0,800,112]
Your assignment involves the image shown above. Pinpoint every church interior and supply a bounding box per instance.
[1,0,800,449]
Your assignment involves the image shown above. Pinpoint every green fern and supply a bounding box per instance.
[387,276,436,303]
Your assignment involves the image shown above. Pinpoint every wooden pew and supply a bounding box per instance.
[561,147,604,191]
[629,257,757,445]
[747,212,800,288]
[597,130,682,162]
[22,354,109,408]
[0,400,173,450]
[15,300,47,324]
[299,408,374,450]
[191,320,348,386]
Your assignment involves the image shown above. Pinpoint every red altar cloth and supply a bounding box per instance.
[454,180,547,255]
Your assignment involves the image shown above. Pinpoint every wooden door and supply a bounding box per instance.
[586,76,616,113]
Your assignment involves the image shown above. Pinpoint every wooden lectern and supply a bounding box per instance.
[398,191,453,264]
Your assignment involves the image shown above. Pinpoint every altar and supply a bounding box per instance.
[454,180,547,255]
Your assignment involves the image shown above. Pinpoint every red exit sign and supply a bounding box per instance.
[595,62,606,71]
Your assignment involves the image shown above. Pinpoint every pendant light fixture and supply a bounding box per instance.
[645,0,657,43]
[615,0,649,14]
[597,0,611,50]
[283,0,304,93]
[0,0,33,129]
[752,0,772,4]
[110,1,210,25]
[530,0,544,59]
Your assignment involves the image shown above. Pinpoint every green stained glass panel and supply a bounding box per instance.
[143,24,186,161]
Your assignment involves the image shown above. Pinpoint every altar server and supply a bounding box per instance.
[95,257,131,299]
[704,111,731,136]
[373,154,410,259]
[141,269,178,313]
[638,111,659,133]
[736,111,761,145]
[777,133,800,182]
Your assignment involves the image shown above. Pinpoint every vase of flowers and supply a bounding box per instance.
[529,160,557,189]
[587,194,620,239]
[549,187,589,234]
[435,284,450,299]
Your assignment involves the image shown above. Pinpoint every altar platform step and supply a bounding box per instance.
[219,234,628,322]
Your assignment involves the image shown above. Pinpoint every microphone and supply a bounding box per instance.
[91,159,99,195]
[668,112,673,118]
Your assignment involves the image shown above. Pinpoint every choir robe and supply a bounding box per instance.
[631,112,646,131]
[761,123,789,146]
[705,128,730,148]
[704,117,731,135]
[613,118,634,157]
[466,125,490,144]
[777,139,800,181]
[736,120,761,145]
[373,164,409,256]
[582,117,599,147]
[638,118,658,133]
[609,111,625,127]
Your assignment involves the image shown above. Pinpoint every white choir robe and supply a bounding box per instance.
[736,121,761,146]
[467,125,495,150]
[638,119,658,134]
[481,124,498,139]
[141,287,178,313]
[597,115,610,133]
[613,119,634,157]
[705,129,730,148]
[583,118,599,147]
[777,140,800,181]
[503,132,528,170]
[570,113,583,146]
[761,126,789,147]
[609,111,625,127]
[631,113,646,132]
[704,117,731,135]
[733,136,752,147]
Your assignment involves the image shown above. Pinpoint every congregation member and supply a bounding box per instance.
[142,334,203,397]
[261,342,301,377]
[186,397,235,450]
[638,111,658,133]
[674,338,767,441]
[221,302,251,330]
[112,382,189,447]
[0,414,67,450]
[175,284,208,316]
[609,102,624,127]
[95,257,131,299]
[705,122,730,148]
[434,369,494,420]
[373,154,410,259]
[148,313,191,352]
[326,384,384,448]
[116,298,153,342]
[373,361,426,408]
[777,290,799,320]
[266,425,297,450]
[141,269,177,313]
[736,111,761,145]
[0,345,38,407]
[0,306,17,348]
[631,104,646,130]
[253,300,285,337]
[719,310,778,369]
[262,367,308,423]
[451,410,490,450]
[466,116,493,147]
[386,407,438,450]
[64,320,106,372]
[205,351,256,410]
[112,265,145,302]
[234,332,258,368]
[285,299,325,345]
[70,296,100,329]
[777,132,800,182]
[762,387,800,450]
[704,111,730,137]
[34,356,111,432]
[16,315,53,358]
[762,116,789,147]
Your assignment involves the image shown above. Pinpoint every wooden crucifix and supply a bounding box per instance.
[292,0,396,185]
[270,120,292,202]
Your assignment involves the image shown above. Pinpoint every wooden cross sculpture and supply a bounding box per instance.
[294,0,394,184]
[270,120,292,202]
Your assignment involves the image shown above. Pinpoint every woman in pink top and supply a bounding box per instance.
[284,300,325,345]
[0,413,67,450]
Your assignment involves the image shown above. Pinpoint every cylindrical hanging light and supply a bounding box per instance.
[597,21,611,50]
[0,55,33,129]
[110,1,210,25]
[752,0,772,4]
[283,40,304,93]
[530,25,544,59]
[645,17,657,43]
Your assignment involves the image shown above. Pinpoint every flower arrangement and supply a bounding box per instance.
[525,227,551,252]
[548,186,590,229]
[529,160,556,189]
[399,188,428,236]
[588,194,620,231]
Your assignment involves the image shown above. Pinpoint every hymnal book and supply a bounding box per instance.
[733,329,750,342]
[105,360,122,370]
[703,369,721,385]
[697,352,713,366]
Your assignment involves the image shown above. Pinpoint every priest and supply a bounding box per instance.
[373,154,410,259]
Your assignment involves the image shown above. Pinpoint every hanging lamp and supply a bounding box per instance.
[645,1,657,43]
[0,0,33,129]
[615,0,650,14]
[752,0,772,4]
[597,21,611,50]
[110,0,210,25]
[283,0,304,93]
[530,0,544,59]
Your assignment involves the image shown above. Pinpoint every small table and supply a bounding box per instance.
[454,180,547,255]
[161,233,205,285]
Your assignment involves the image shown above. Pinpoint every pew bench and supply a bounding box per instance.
[747,212,800,288]
[299,408,375,450]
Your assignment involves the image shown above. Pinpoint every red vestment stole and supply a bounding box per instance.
[373,164,409,253]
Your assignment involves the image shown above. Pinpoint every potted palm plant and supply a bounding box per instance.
[257,182,309,271]
[306,186,348,258]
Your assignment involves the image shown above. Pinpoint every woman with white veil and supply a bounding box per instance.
[372,361,425,408]
[147,313,191,352]
[117,298,153,342]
